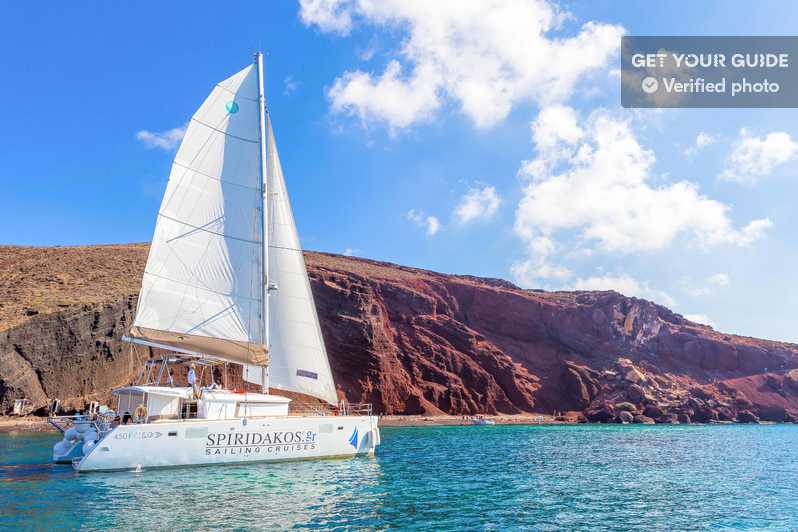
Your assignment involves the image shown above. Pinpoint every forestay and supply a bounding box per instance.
[129,65,267,366]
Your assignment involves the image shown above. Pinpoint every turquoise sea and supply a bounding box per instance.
[1,424,797,530]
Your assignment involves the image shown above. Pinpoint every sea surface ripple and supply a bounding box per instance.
[1,424,796,530]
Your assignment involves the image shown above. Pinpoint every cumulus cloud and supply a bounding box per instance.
[719,128,798,184]
[343,247,360,256]
[301,0,624,130]
[510,106,772,287]
[136,125,186,150]
[454,185,502,224]
[299,0,354,34]
[407,209,440,236]
[570,274,675,307]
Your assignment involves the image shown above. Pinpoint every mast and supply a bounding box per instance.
[255,51,270,394]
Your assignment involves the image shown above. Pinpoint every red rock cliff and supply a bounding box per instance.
[2,244,797,422]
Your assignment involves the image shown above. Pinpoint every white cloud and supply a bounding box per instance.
[516,106,770,250]
[343,247,360,256]
[299,0,354,34]
[684,131,714,157]
[407,209,440,236]
[454,185,502,224]
[303,0,624,130]
[720,129,798,184]
[284,76,299,95]
[570,274,675,307]
[683,313,716,328]
[511,106,771,287]
[136,125,186,150]
[328,61,440,131]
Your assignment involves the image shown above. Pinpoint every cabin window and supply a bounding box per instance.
[182,400,198,419]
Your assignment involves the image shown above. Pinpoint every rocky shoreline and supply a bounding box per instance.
[2,244,798,422]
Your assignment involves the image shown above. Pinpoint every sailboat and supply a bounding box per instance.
[50,53,380,472]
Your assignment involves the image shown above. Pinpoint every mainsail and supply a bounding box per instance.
[128,65,266,366]
[128,57,338,404]
[244,118,338,405]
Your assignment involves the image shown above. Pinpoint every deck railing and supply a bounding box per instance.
[288,402,373,417]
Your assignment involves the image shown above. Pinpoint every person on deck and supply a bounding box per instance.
[187,364,197,396]
[166,369,175,388]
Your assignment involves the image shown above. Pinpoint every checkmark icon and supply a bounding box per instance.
[641,76,659,94]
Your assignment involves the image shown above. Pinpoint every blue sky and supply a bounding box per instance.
[2,1,797,342]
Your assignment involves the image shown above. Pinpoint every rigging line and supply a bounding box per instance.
[165,214,224,243]
[191,117,258,144]
[185,303,236,334]
[267,244,304,252]
[158,212,262,245]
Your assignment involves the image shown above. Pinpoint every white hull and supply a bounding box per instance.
[72,415,380,472]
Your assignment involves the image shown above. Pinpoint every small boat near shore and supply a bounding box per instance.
[49,53,379,472]
[471,416,496,425]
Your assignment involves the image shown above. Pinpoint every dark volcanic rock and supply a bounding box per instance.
[633,414,656,424]
[643,404,664,419]
[617,411,634,423]
[586,405,615,423]
[737,410,760,423]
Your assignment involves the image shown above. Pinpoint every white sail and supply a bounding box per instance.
[129,65,267,366]
[245,118,338,405]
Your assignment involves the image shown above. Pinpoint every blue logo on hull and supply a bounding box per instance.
[348,427,358,449]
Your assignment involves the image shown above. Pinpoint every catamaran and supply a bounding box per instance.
[50,53,380,472]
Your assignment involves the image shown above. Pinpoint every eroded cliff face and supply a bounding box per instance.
[2,244,798,422]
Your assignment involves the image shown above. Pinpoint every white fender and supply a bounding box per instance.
[53,439,72,456]
[82,439,98,455]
